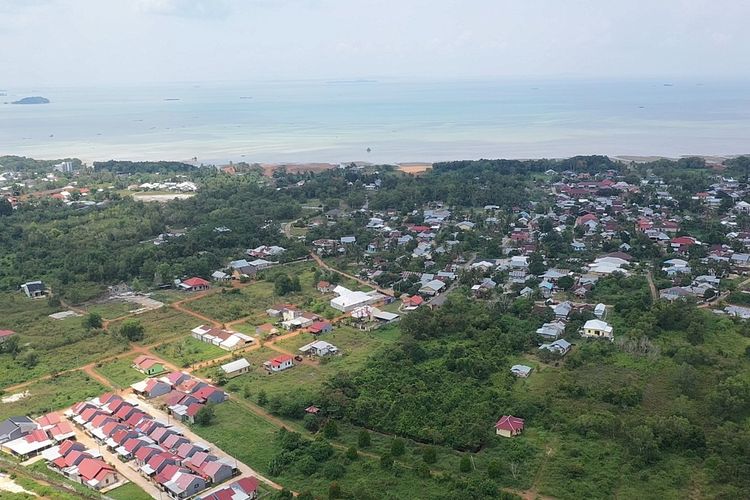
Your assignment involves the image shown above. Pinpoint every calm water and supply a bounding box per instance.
[1,79,749,164]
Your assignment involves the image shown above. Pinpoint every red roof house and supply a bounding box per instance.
[179,277,210,292]
[495,415,525,438]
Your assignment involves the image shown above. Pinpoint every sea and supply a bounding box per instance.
[1,79,749,165]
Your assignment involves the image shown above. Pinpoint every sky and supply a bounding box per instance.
[1,0,749,85]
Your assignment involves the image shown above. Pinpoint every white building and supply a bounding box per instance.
[330,286,383,312]
[220,358,251,378]
[581,319,614,340]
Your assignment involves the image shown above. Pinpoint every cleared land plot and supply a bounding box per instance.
[83,300,138,320]
[0,292,127,386]
[109,306,198,344]
[0,371,106,421]
[93,355,144,389]
[152,336,226,369]
[187,264,342,324]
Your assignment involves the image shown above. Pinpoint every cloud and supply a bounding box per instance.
[0,0,54,13]
[135,0,231,18]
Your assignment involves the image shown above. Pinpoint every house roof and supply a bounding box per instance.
[495,415,525,432]
[221,358,250,373]
[183,277,210,287]
[268,354,293,366]
[78,457,115,482]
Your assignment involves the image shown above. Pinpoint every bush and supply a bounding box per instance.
[323,461,345,480]
[380,454,394,469]
[423,446,437,464]
[391,438,405,457]
[358,430,371,448]
[345,446,358,460]
[194,404,215,426]
[303,414,320,433]
[329,481,342,499]
[323,420,339,438]
[460,456,472,473]
[118,319,144,341]
[257,390,268,406]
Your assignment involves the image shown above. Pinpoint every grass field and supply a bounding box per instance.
[0,292,128,386]
[0,371,106,421]
[109,306,198,344]
[190,401,456,499]
[83,300,137,320]
[93,355,144,389]
[186,263,344,325]
[106,482,153,500]
[152,337,226,368]
[204,326,399,400]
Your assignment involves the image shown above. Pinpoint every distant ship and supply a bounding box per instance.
[164,98,181,101]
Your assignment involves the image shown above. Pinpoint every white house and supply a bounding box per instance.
[581,319,614,340]
[221,358,251,378]
[299,340,339,357]
[510,365,533,378]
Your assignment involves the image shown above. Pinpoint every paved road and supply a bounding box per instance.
[67,419,164,499]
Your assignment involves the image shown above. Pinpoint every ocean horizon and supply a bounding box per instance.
[1,78,749,165]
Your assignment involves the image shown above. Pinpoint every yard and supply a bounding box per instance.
[152,337,226,368]
[93,355,145,389]
[106,482,153,500]
[82,300,138,320]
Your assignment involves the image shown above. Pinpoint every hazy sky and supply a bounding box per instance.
[1,0,749,85]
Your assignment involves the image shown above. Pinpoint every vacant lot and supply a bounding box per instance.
[187,263,341,325]
[0,371,106,420]
[152,337,226,368]
[109,306,198,344]
[0,292,128,386]
[94,355,144,389]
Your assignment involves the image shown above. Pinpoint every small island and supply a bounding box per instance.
[12,96,50,105]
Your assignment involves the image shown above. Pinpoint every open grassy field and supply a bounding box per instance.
[0,371,106,420]
[109,306,198,344]
[0,292,128,386]
[106,482,153,500]
[93,355,143,389]
[205,326,399,400]
[152,337,226,368]
[82,300,137,320]
[190,401,463,499]
[186,263,344,325]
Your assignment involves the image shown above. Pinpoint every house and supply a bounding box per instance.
[551,301,573,320]
[419,279,446,296]
[495,415,525,438]
[263,354,294,372]
[21,281,47,298]
[255,323,279,337]
[0,416,37,444]
[402,295,424,310]
[191,325,254,351]
[131,378,171,398]
[200,459,234,484]
[581,319,614,340]
[77,457,119,490]
[330,286,383,312]
[201,477,260,500]
[179,277,210,292]
[539,339,572,356]
[193,386,227,405]
[510,365,533,378]
[594,303,606,319]
[211,271,231,282]
[4,429,54,458]
[299,340,339,357]
[536,321,566,340]
[133,355,166,376]
[0,329,16,343]
[308,321,333,335]
[317,280,333,293]
[340,236,356,244]
[220,358,251,378]
[660,286,693,301]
